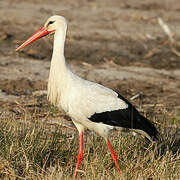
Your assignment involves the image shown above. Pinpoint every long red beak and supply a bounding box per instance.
[16,27,53,51]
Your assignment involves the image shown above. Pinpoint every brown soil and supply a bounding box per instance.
[0,78,47,95]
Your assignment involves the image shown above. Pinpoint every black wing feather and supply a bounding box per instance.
[89,93,160,141]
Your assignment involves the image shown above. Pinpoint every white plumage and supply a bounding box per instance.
[45,16,128,137]
[16,15,160,178]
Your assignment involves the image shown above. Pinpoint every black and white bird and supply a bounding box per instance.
[16,15,160,178]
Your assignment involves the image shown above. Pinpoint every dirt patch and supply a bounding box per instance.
[1,0,180,70]
[0,78,47,96]
[66,36,180,69]
[2,28,180,70]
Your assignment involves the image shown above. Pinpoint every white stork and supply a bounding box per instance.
[16,15,160,178]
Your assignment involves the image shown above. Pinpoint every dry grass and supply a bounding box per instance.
[0,104,179,180]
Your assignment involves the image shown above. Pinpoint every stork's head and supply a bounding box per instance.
[16,15,67,51]
[45,15,67,32]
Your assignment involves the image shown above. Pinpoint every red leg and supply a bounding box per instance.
[74,132,83,179]
[107,139,121,173]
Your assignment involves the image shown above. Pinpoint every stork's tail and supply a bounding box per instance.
[138,114,160,142]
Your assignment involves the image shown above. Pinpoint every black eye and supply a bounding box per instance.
[48,21,55,25]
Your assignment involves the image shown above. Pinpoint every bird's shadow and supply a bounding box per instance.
[147,127,180,157]
[158,127,180,155]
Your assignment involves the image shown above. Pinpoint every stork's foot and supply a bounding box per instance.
[107,139,121,173]
[74,132,84,179]
[74,151,83,178]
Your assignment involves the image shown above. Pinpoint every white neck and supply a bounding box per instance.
[48,26,72,105]
[52,28,66,58]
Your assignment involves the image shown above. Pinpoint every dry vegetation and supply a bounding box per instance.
[0,97,179,180]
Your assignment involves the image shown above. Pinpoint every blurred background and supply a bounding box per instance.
[0,0,179,179]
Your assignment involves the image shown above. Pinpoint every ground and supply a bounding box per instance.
[0,0,180,179]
